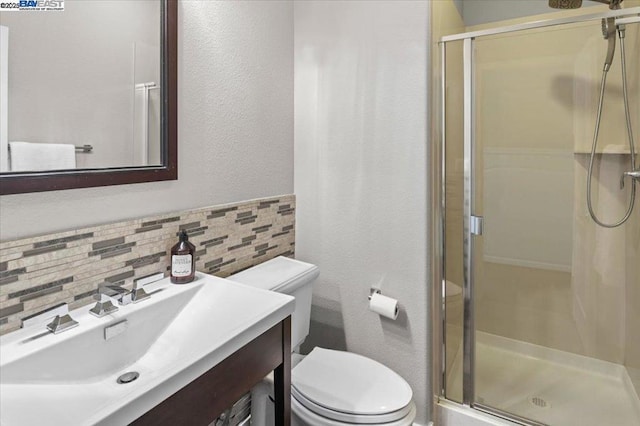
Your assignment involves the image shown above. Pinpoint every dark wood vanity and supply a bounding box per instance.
[131,317,291,426]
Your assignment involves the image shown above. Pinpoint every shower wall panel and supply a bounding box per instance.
[573,154,632,363]
[625,202,640,396]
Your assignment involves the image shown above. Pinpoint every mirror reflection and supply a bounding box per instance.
[0,0,162,173]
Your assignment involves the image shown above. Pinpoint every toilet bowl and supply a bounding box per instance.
[291,347,416,426]
[227,256,416,426]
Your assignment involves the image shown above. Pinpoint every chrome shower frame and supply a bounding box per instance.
[432,6,640,426]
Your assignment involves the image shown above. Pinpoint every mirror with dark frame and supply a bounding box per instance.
[0,0,177,195]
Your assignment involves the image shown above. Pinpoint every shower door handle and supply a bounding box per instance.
[470,215,484,236]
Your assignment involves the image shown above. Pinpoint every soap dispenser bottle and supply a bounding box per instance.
[171,230,196,284]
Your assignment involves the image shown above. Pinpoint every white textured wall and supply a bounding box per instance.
[0,0,294,241]
[294,1,430,424]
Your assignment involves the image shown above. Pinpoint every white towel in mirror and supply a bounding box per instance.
[8,141,76,172]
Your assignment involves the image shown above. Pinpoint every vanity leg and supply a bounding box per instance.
[274,316,291,425]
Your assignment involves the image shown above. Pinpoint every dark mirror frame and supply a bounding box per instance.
[0,0,177,195]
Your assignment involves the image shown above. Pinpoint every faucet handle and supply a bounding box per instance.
[621,169,640,189]
[46,308,79,334]
[22,302,70,329]
[130,280,150,303]
[22,302,78,334]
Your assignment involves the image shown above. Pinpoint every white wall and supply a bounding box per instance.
[294,1,430,423]
[0,1,294,240]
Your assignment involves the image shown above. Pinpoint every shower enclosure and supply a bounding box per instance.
[433,5,640,425]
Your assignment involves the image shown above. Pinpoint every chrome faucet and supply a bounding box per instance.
[98,283,133,305]
[621,169,640,188]
[624,169,640,180]
[89,284,124,318]
[89,282,150,318]
[89,284,123,317]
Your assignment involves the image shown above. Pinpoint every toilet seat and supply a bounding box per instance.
[292,394,417,426]
[291,348,414,424]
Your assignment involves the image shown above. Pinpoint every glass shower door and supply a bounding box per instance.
[465,17,640,426]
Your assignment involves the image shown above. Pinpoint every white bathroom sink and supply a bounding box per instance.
[0,272,294,426]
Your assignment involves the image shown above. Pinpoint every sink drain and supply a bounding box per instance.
[117,371,140,384]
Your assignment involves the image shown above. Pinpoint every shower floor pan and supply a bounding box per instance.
[447,332,640,426]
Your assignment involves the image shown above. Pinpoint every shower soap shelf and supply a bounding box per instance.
[573,146,635,155]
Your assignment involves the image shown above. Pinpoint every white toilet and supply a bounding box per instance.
[227,256,416,426]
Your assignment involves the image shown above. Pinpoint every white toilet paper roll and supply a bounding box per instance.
[369,292,399,320]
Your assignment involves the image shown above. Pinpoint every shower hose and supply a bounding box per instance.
[587,24,638,228]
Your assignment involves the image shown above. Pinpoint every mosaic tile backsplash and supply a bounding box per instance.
[0,195,295,335]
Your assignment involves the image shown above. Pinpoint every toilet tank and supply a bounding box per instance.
[227,256,319,350]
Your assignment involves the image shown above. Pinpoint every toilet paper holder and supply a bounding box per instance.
[368,288,381,300]
[367,288,399,320]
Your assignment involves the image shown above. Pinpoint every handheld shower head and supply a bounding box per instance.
[548,0,623,9]
[608,0,623,9]
[602,17,617,70]
[549,0,583,8]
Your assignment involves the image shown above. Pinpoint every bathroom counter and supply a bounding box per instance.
[0,272,294,426]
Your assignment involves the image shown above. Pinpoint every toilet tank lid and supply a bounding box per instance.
[227,256,319,293]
